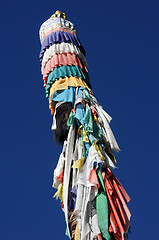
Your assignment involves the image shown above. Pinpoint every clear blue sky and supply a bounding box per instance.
[0,0,159,239]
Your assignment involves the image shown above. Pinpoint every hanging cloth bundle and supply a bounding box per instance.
[39,10,131,240]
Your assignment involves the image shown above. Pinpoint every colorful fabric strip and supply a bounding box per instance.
[96,169,111,240]
[43,52,88,86]
[40,28,77,44]
[46,65,90,97]
[41,43,88,70]
[50,86,76,104]
[102,168,131,239]
[39,31,85,60]
[49,77,93,113]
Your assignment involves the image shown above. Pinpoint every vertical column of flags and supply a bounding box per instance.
[39,11,131,240]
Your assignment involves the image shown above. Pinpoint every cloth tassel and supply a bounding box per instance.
[57,170,64,184]
[82,127,89,143]
[102,169,131,239]
[72,157,85,172]
[93,141,105,161]
[88,169,100,188]
[96,169,111,240]
[75,221,79,240]
[53,183,63,202]
[63,124,76,238]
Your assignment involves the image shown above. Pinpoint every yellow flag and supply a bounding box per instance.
[82,128,89,143]
[93,141,105,161]
[72,157,85,172]
[106,146,117,164]
[78,125,83,135]
[75,221,79,240]
[94,115,98,122]
[53,184,63,201]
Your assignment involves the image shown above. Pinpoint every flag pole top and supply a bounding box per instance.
[51,10,67,20]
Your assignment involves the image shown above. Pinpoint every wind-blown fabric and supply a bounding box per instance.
[45,65,90,96]
[41,42,88,73]
[39,12,131,240]
[39,31,85,61]
[43,52,88,85]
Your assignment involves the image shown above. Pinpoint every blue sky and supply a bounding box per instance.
[0,0,159,239]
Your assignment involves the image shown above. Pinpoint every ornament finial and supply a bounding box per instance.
[51,10,67,20]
